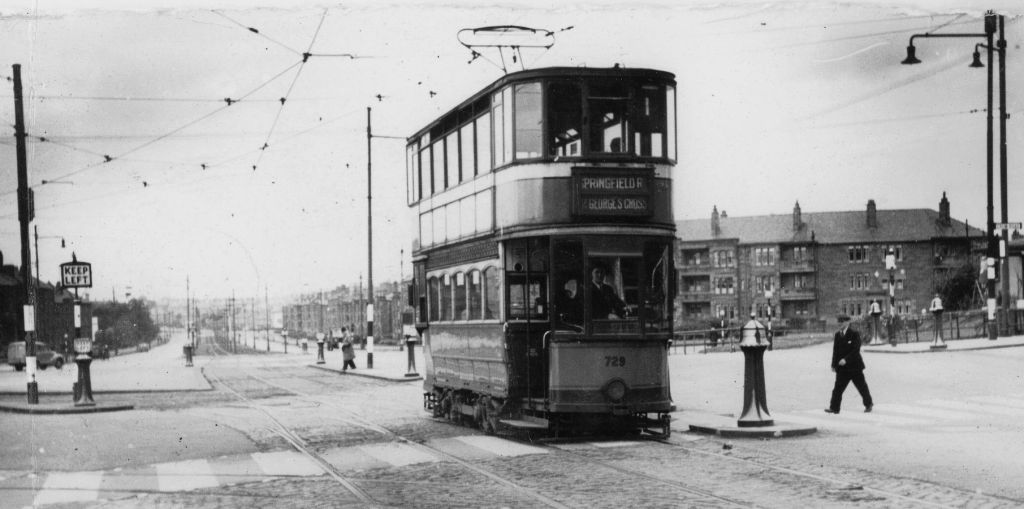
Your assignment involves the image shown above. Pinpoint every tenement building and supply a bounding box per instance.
[675,193,985,329]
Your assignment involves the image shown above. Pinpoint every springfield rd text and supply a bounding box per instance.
[580,177,647,191]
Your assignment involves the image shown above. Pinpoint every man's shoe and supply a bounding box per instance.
[824,408,838,414]
[864,405,873,413]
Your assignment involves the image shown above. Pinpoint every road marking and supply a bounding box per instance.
[922,399,1024,417]
[357,442,439,467]
[589,440,643,448]
[251,450,324,476]
[33,471,102,506]
[880,403,979,421]
[155,459,219,492]
[454,435,549,457]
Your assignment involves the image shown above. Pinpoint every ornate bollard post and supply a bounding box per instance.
[315,332,326,364]
[184,343,193,367]
[737,314,773,428]
[73,337,95,407]
[405,333,419,377]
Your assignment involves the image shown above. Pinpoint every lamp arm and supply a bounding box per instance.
[909,32,988,44]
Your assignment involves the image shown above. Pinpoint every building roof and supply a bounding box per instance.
[676,208,985,245]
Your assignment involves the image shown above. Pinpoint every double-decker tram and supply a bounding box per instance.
[407,66,676,437]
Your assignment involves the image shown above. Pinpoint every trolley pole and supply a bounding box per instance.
[366,106,374,369]
[265,285,271,352]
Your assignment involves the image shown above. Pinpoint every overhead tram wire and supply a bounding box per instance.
[251,9,329,171]
[210,10,304,57]
[36,60,303,186]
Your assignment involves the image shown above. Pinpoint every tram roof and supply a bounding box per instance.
[406,66,676,143]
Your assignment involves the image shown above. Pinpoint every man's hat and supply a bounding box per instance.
[837,314,851,323]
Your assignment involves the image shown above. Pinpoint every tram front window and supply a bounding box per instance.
[588,256,639,321]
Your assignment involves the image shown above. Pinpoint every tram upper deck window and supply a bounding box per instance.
[548,81,583,158]
[514,82,542,159]
[633,85,667,158]
[587,82,630,154]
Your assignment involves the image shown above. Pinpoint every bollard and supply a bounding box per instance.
[73,338,95,407]
[184,344,194,367]
[315,333,326,365]
[737,314,773,427]
[868,301,884,346]
[405,335,418,377]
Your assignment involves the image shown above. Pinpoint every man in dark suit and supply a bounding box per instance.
[590,267,626,319]
[825,314,873,414]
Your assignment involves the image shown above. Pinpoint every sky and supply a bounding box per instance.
[0,0,1021,302]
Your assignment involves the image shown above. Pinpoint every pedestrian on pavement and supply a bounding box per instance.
[341,327,356,371]
[929,293,944,342]
[825,314,873,414]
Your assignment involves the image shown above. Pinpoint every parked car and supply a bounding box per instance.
[6,341,65,371]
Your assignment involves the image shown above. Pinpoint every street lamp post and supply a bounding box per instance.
[901,11,1006,340]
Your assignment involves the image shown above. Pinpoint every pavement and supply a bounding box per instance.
[863,333,1024,353]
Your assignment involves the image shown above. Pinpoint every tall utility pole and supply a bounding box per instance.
[264,285,270,352]
[366,107,375,369]
[996,14,1010,335]
[13,64,38,404]
[186,276,191,348]
[251,297,256,349]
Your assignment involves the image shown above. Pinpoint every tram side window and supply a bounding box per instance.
[428,276,440,322]
[492,91,506,168]
[454,272,467,320]
[440,274,453,321]
[483,266,500,319]
[588,256,639,319]
[432,141,445,193]
[476,113,492,174]
[548,81,582,158]
[468,270,482,320]
[445,131,459,187]
[460,122,475,179]
[587,82,630,154]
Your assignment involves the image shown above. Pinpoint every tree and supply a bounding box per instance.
[934,263,980,311]
[92,299,160,347]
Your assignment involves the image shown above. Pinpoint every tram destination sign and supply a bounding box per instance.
[60,258,93,288]
[572,167,654,217]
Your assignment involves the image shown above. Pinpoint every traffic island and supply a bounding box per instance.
[684,411,817,439]
[0,400,133,414]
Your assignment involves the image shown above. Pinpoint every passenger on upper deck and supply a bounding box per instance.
[590,266,626,319]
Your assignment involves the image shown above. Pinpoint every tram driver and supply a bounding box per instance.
[591,266,627,319]
[556,277,583,326]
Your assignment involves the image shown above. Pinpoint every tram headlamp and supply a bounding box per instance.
[604,379,627,402]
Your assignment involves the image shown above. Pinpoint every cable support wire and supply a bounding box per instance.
[251,9,328,171]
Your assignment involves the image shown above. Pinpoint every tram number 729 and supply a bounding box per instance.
[604,356,627,367]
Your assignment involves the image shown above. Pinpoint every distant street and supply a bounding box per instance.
[1,330,1023,507]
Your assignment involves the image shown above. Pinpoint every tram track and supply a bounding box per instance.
[206,342,573,508]
[202,343,1020,508]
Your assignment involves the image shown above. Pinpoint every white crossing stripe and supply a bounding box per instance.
[880,403,979,421]
[357,442,440,467]
[251,451,324,476]
[971,395,1024,409]
[33,471,103,506]
[454,435,549,457]
[789,409,930,426]
[155,459,219,492]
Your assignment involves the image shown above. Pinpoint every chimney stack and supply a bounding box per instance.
[793,201,802,231]
[711,206,721,236]
[866,200,877,228]
[939,191,951,226]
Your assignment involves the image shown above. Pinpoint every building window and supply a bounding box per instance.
[882,244,904,262]
[848,245,868,263]
[754,247,776,266]
[713,250,734,267]
[793,246,808,263]
[715,277,734,295]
